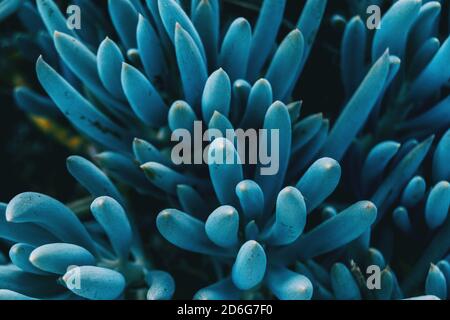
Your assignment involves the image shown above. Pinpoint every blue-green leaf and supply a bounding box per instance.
[235,180,264,221]
[425,264,447,300]
[175,23,208,108]
[205,206,239,248]
[255,101,291,211]
[330,263,361,300]
[146,270,175,300]
[121,63,167,127]
[425,181,450,229]
[158,0,206,61]
[274,201,377,263]
[137,14,166,81]
[296,158,341,213]
[63,266,125,300]
[432,129,450,182]
[202,68,231,123]
[108,0,138,49]
[321,51,391,161]
[266,266,313,300]
[262,187,306,246]
[208,137,243,207]
[401,176,426,208]
[232,240,267,290]
[341,16,367,97]
[91,197,132,260]
[156,209,230,256]
[66,156,124,205]
[36,56,131,152]
[240,79,273,129]
[372,0,421,60]
[247,0,286,81]
[219,18,252,83]
[266,29,304,101]
[6,193,96,254]
[9,244,49,275]
[36,0,76,37]
[97,37,126,100]
[194,278,241,300]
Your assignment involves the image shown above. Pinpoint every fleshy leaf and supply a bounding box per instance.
[156,209,230,256]
[219,17,252,82]
[240,79,273,129]
[362,141,401,193]
[247,0,286,81]
[410,35,450,100]
[174,23,207,108]
[108,0,138,50]
[176,184,209,219]
[432,129,450,182]
[97,37,126,100]
[14,86,59,118]
[372,0,421,60]
[146,270,175,300]
[142,162,206,194]
[274,201,377,263]
[255,101,291,211]
[121,62,167,127]
[0,265,63,297]
[205,206,239,248]
[0,203,58,246]
[202,68,231,123]
[425,181,450,229]
[266,266,313,300]
[192,0,219,69]
[341,16,367,97]
[425,264,447,300]
[6,193,96,254]
[393,206,413,233]
[63,266,126,300]
[371,136,434,219]
[292,113,323,154]
[235,180,264,221]
[266,29,304,101]
[401,176,426,208]
[296,158,341,213]
[95,152,155,193]
[66,156,124,205]
[208,137,243,207]
[232,240,267,290]
[30,243,96,275]
[9,244,48,275]
[36,56,131,152]
[158,0,206,61]
[91,197,132,260]
[262,187,306,246]
[137,14,166,81]
[194,278,241,300]
[36,0,76,37]
[321,51,391,161]
[330,263,361,300]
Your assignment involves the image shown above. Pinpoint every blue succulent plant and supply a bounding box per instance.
[0,156,174,300]
[0,0,449,300]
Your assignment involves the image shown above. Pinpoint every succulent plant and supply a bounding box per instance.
[0,156,174,300]
[0,0,449,300]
